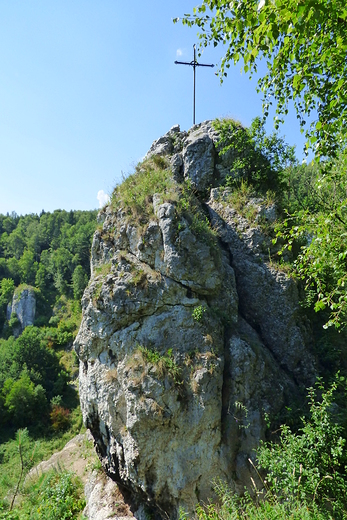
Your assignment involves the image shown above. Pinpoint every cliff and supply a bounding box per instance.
[7,285,36,337]
[74,121,316,519]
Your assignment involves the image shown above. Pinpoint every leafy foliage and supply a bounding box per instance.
[213,117,297,193]
[137,345,182,385]
[193,380,347,519]
[176,0,347,156]
[27,471,85,519]
[195,484,324,519]
[192,305,207,322]
[213,117,347,330]
[0,326,69,429]
[274,150,347,328]
[0,209,96,431]
[50,405,70,432]
[257,379,347,518]
[3,374,47,429]
[0,470,85,520]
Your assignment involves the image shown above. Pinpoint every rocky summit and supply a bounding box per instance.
[74,121,316,519]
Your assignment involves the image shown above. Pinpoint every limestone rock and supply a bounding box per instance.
[7,286,36,336]
[75,121,316,519]
[146,125,181,158]
[146,120,228,191]
[84,470,134,520]
[182,122,216,191]
[207,188,315,385]
[75,193,238,517]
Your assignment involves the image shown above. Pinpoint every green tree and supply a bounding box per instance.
[213,116,297,191]
[0,279,14,306]
[48,247,74,296]
[12,327,62,397]
[177,0,347,156]
[274,149,347,328]
[71,266,88,300]
[2,372,47,428]
[5,258,21,286]
[4,229,26,260]
[0,259,9,279]
[0,279,15,330]
[18,250,38,285]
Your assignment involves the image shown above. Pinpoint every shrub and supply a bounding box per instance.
[213,117,297,194]
[195,483,325,519]
[28,471,85,520]
[191,379,347,519]
[257,378,347,518]
[50,405,70,431]
[137,345,182,385]
[2,373,47,428]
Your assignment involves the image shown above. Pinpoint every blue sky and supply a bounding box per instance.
[0,1,309,216]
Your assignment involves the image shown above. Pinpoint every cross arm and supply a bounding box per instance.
[174,60,193,65]
[174,60,214,68]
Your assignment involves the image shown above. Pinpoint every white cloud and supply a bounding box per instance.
[176,49,183,57]
[97,189,110,208]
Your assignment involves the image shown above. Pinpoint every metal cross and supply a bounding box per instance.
[175,44,214,125]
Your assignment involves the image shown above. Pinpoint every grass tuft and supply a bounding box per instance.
[111,156,177,221]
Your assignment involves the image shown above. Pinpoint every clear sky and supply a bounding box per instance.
[0,1,309,216]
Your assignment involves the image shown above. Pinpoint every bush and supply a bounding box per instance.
[192,379,347,519]
[0,470,86,520]
[213,117,297,194]
[2,373,47,428]
[50,405,70,431]
[29,471,85,520]
[257,378,347,518]
[0,326,69,430]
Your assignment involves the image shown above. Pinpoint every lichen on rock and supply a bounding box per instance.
[74,120,316,519]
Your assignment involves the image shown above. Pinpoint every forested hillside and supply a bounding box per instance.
[0,209,97,431]
[0,209,97,324]
[0,209,97,519]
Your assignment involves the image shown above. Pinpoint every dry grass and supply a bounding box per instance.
[104,368,118,383]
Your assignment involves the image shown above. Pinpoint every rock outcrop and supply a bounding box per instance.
[7,286,36,336]
[74,121,316,519]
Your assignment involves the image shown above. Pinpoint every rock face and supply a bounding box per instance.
[7,286,36,336]
[74,121,316,519]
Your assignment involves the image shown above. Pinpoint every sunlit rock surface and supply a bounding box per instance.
[7,286,36,336]
[74,121,315,519]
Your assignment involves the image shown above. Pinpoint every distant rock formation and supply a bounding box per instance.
[74,121,316,519]
[7,286,36,336]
